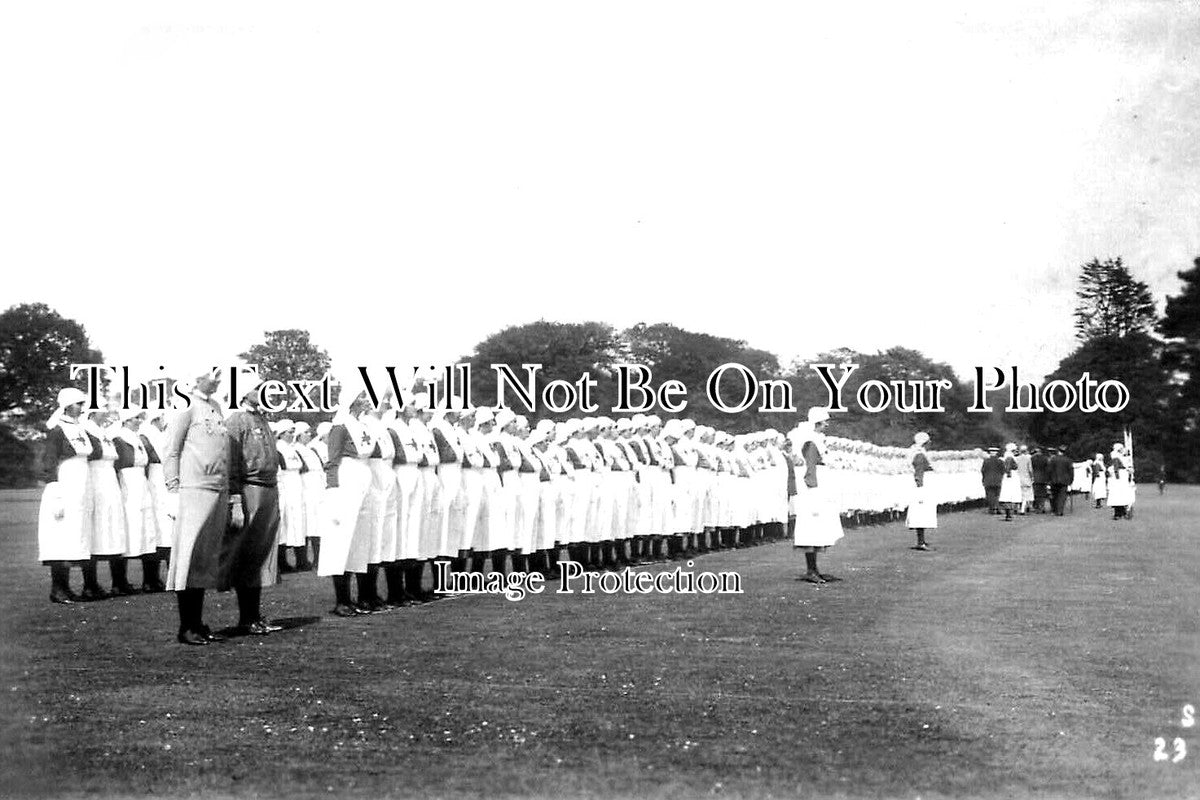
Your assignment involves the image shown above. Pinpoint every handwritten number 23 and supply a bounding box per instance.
[1153,737,1186,763]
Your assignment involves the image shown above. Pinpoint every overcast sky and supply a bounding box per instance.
[2,1,1197,386]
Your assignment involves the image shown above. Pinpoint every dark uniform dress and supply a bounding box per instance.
[222,409,281,590]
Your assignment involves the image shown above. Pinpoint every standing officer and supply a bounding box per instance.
[163,367,233,645]
[222,375,284,635]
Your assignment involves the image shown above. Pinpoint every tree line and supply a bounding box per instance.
[2,255,1199,484]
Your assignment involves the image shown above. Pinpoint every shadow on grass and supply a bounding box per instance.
[215,615,322,638]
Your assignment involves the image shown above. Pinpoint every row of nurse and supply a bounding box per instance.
[38,388,172,603]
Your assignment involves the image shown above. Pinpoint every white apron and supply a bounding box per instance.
[277,442,308,547]
[88,431,127,556]
[317,456,373,576]
[146,463,170,550]
[792,483,844,548]
[905,479,939,529]
[393,462,421,559]
[297,444,327,540]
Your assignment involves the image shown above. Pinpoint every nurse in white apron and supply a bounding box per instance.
[293,421,326,570]
[906,432,938,550]
[791,408,844,584]
[387,401,425,602]
[139,409,170,591]
[113,408,156,590]
[1090,454,1108,508]
[273,420,307,573]
[83,406,131,597]
[1107,444,1134,519]
[999,443,1023,522]
[317,391,376,616]
[38,388,94,603]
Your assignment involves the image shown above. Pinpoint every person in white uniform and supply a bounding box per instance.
[905,432,937,550]
[38,387,95,603]
[791,408,844,584]
[113,408,157,591]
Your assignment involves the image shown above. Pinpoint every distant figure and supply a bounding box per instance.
[1108,443,1134,519]
[1048,446,1074,516]
[999,444,1022,522]
[906,432,936,550]
[1158,465,1166,495]
[1015,445,1034,515]
[1090,454,1107,508]
[981,447,1005,515]
[1030,447,1051,513]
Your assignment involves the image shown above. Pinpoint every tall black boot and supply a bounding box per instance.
[384,562,406,606]
[331,574,356,616]
[358,565,386,611]
[803,551,824,583]
[914,529,929,550]
[295,545,312,572]
[236,585,263,627]
[176,589,203,643]
[309,538,321,568]
[491,549,508,576]
[546,547,559,577]
[49,562,76,604]
[80,557,106,600]
[277,545,295,574]
[406,561,429,601]
[110,557,137,596]
[140,553,163,592]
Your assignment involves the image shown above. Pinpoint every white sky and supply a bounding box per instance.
[2,1,1197,386]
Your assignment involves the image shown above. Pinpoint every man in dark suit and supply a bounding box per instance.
[981,447,1006,515]
[1030,447,1051,513]
[1048,446,1075,516]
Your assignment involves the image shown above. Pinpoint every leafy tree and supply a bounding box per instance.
[1027,332,1174,471]
[462,321,623,418]
[0,303,104,421]
[1158,256,1200,481]
[238,329,332,421]
[783,347,999,447]
[1074,257,1156,341]
[623,322,781,431]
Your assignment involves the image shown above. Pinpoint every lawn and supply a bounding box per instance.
[1,487,1197,799]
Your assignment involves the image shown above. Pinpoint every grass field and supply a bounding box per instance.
[1,488,1198,799]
